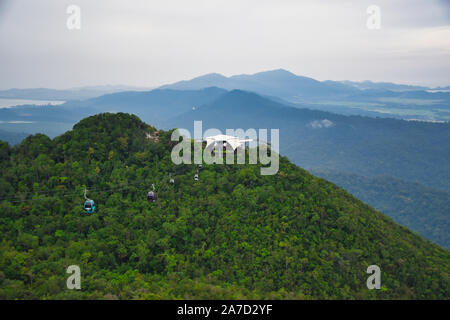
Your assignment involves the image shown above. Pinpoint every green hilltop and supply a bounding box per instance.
[0,113,448,299]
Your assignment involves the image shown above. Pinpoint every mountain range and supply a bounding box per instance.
[159,69,359,101]
[3,69,449,122]
[0,70,449,249]
[159,69,450,121]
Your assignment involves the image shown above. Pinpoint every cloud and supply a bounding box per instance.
[0,0,448,88]
[309,119,334,129]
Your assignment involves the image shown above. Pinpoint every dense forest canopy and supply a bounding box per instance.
[311,169,450,249]
[0,113,448,299]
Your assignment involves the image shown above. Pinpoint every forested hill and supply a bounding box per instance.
[0,113,448,299]
[310,169,450,249]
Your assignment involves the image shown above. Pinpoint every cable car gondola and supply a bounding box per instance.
[147,191,156,202]
[147,183,156,203]
[83,199,95,214]
[83,189,95,214]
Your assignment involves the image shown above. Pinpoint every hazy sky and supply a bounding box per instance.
[0,0,449,89]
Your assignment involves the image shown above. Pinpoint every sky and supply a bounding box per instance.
[0,0,449,89]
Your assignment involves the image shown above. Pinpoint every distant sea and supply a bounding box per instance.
[0,98,65,108]
[426,89,450,93]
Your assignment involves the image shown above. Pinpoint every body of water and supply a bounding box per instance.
[0,98,65,108]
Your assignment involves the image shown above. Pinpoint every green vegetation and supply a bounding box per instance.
[311,169,450,249]
[0,113,449,299]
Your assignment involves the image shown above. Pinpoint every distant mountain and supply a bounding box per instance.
[159,69,359,101]
[159,73,231,90]
[0,85,152,101]
[311,169,450,249]
[0,112,448,299]
[70,87,227,125]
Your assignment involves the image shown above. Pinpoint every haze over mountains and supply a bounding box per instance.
[2,69,449,122]
[160,69,448,98]
[4,69,449,120]
[0,69,449,249]
[0,85,152,101]
[159,69,450,121]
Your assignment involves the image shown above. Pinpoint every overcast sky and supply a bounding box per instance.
[0,0,449,89]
